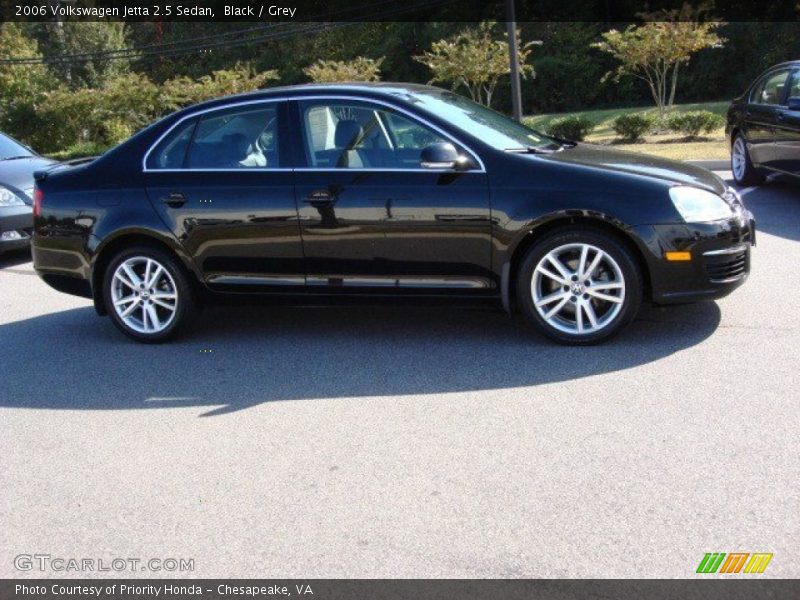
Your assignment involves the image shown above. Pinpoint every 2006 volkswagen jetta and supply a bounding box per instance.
[32,83,755,344]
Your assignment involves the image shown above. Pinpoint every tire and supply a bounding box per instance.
[103,244,195,343]
[731,134,765,187]
[516,227,643,345]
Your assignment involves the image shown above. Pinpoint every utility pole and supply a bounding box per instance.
[506,0,523,122]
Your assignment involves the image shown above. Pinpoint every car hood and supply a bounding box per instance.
[533,143,726,194]
[0,156,56,202]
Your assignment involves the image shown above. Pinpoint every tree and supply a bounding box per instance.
[414,21,536,107]
[303,56,384,83]
[0,24,55,144]
[592,3,725,115]
[160,63,279,111]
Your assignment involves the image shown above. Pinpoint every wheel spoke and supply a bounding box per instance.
[546,252,572,281]
[583,250,604,280]
[590,281,624,291]
[115,273,137,291]
[151,297,175,310]
[122,263,142,288]
[583,300,598,329]
[536,264,568,285]
[145,304,161,330]
[587,288,623,304]
[543,295,570,319]
[535,289,569,308]
[577,245,589,278]
[120,300,140,318]
[114,294,137,307]
[147,264,163,288]
[575,302,584,332]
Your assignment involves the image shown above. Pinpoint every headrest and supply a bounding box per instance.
[334,120,363,148]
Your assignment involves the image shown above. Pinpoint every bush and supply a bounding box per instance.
[665,110,724,139]
[545,115,595,141]
[612,113,654,142]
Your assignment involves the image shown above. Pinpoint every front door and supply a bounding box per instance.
[292,98,493,293]
[144,101,305,290]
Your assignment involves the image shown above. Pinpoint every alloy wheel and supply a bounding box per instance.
[732,137,746,182]
[110,256,179,334]
[531,243,625,335]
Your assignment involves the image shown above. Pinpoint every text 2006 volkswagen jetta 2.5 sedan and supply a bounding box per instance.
[32,84,755,344]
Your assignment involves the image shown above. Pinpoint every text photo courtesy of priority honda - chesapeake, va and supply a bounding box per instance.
[1,2,799,599]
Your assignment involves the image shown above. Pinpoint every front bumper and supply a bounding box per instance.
[632,206,755,304]
[0,205,33,252]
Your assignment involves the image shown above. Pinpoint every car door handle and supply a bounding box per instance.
[303,190,335,206]
[776,112,786,121]
[161,192,186,207]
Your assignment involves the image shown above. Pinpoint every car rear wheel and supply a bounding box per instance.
[731,134,765,186]
[103,245,194,343]
[517,228,642,344]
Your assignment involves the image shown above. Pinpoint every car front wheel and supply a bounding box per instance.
[517,228,642,344]
[731,134,765,186]
[103,245,194,343]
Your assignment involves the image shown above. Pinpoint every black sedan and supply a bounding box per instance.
[727,60,800,185]
[32,83,754,344]
[0,132,54,253]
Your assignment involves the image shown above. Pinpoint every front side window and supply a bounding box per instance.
[146,104,280,170]
[751,70,791,106]
[787,70,800,101]
[300,101,454,169]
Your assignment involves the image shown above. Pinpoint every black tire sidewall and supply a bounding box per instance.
[103,245,193,343]
[516,228,642,345]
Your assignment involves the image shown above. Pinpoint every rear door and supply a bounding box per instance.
[144,100,305,290]
[745,69,792,168]
[773,68,800,176]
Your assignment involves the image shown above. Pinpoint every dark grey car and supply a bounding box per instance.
[0,132,55,253]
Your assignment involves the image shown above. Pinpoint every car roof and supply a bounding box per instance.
[173,82,446,116]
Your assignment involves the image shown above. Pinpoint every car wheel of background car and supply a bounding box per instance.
[103,245,194,343]
[731,134,765,187]
[516,227,642,345]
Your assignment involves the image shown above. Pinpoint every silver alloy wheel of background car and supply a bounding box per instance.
[732,136,747,182]
[531,242,626,335]
[110,256,178,334]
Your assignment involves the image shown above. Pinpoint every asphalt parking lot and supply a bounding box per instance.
[1,172,798,578]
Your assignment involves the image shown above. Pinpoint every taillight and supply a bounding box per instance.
[33,188,43,218]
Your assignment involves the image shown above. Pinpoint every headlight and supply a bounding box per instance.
[0,186,26,207]
[669,186,734,223]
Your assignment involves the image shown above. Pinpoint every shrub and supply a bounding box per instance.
[612,113,655,142]
[665,110,724,139]
[545,115,595,141]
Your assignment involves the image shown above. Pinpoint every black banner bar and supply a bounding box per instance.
[1,580,800,600]
[2,0,800,22]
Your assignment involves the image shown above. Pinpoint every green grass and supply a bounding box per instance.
[523,101,730,161]
[524,101,729,139]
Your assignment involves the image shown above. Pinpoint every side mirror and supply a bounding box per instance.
[787,96,800,111]
[420,142,469,170]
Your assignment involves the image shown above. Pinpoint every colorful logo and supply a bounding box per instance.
[696,552,773,574]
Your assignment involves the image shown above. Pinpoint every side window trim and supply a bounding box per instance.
[750,69,791,106]
[143,95,486,173]
[294,97,484,172]
[143,98,292,172]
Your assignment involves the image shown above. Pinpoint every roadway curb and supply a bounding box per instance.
[686,159,729,170]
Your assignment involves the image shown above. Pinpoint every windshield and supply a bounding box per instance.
[0,133,34,160]
[408,90,561,151]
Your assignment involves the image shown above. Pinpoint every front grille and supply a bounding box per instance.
[705,249,748,282]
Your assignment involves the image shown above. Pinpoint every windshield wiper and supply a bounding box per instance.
[1,155,33,161]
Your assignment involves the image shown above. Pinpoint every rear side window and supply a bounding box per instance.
[750,70,791,106]
[145,103,281,170]
[147,121,196,169]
